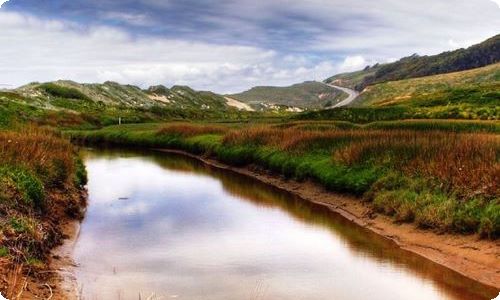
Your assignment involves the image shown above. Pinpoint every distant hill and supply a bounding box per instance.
[15,80,230,110]
[229,81,347,109]
[353,62,500,109]
[0,80,274,129]
[300,63,499,122]
[326,34,500,91]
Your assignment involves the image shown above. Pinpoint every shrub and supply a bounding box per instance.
[39,83,90,100]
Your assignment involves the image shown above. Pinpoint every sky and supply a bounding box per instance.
[0,0,499,93]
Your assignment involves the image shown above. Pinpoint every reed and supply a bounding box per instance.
[334,131,499,198]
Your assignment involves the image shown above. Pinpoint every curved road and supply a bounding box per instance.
[323,83,360,108]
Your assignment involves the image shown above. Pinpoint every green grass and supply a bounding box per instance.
[0,247,9,257]
[0,166,45,208]
[345,63,500,121]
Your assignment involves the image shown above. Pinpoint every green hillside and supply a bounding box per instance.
[229,81,347,109]
[15,80,230,110]
[326,34,500,91]
[353,63,500,118]
[325,64,383,89]
[298,63,500,121]
[0,81,286,129]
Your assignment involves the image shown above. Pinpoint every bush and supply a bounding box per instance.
[39,83,90,100]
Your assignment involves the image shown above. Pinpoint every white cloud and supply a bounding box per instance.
[0,0,499,93]
[0,0,9,8]
[0,11,341,93]
[338,56,367,73]
[490,0,500,8]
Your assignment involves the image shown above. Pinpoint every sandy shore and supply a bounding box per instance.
[156,149,500,291]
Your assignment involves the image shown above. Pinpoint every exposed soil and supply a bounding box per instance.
[0,188,86,299]
[156,149,500,291]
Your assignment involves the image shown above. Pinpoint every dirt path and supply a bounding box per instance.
[155,148,500,292]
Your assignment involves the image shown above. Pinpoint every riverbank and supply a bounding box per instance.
[0,127,87,298]
[155,149,500,290]
[68,122,499,290]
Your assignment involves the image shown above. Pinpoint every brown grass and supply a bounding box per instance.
[222,125,499,198]
[157,123,228,137]
[334,131,499,198]
[0,126,76,186]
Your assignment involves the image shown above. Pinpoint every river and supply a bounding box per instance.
[72,148,496,300]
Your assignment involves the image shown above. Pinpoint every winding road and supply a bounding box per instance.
[323,83,360,108]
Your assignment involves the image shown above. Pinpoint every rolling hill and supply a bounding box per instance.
[229,81,347,109]
[0,80,271,129]
[15,80,230,110]
[326,34,500,91]
[298,63,499,122]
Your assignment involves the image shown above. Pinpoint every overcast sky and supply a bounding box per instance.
[0,0,499,93]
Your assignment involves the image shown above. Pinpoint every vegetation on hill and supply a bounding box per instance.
[70,122,499,238]
[308,63,500,122]
[0,126,87,297]
[1,82,291,130]
[352,63,499,119]
[325,64,383,89]
[229,81,347,109]
[326,34,500,91]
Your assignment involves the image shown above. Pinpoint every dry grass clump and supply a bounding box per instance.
[223,126,343,151]
[334,131,499,198]
[0,126,76,188]
[223,126,393,152]
[157,123,228,137]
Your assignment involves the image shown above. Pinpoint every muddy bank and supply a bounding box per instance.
[0,189,86,300]
[156,149,500,291]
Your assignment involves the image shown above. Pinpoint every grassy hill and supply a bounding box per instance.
[325,64,383,89]
[0,81,288,129]
[326,34,500,91]
[15,80,230,110]
[352,63,500,118]
[298,63,499,122]
[229,81,347,109]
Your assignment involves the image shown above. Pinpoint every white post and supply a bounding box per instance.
[119,117,122,125]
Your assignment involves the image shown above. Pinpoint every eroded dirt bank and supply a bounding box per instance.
[0,190,86,300]
[156,149,500,291]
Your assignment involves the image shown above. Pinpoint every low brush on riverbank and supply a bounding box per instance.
[0,126,87,298]
[69,121,499,238]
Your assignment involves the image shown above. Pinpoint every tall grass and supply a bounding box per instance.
[334,131,499,198]
[0,126,76,189]
[0,125,86,281]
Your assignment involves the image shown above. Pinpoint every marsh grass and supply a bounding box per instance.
[0,126,86,290]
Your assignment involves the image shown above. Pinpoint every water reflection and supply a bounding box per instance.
[74,148,497,300]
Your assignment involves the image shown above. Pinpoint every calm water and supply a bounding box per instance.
[74,149,496,300]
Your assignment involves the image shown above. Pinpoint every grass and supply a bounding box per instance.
[70,121,499,238]
[0,126,86,276]
[348,63,500,120]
